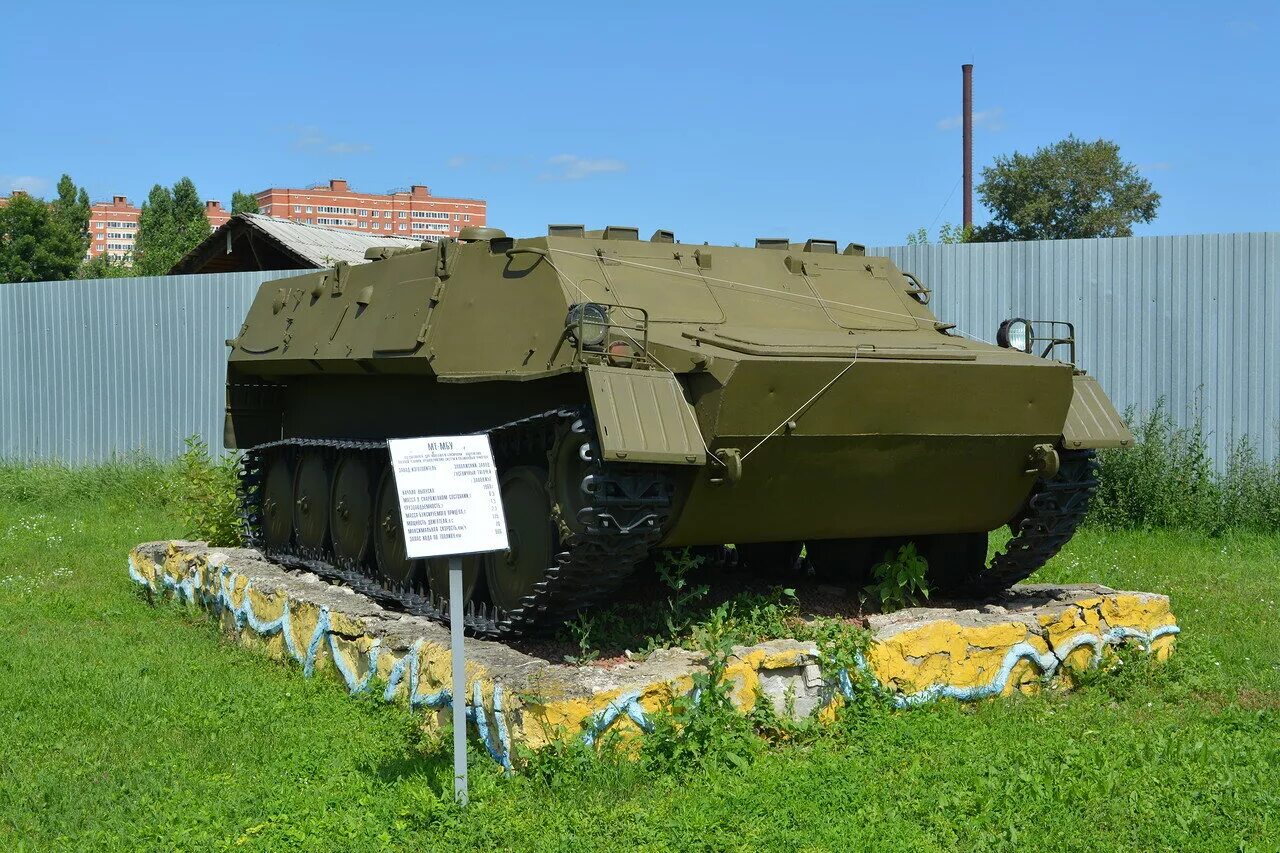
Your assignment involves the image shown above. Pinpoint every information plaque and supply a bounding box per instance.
[387,435,508,559]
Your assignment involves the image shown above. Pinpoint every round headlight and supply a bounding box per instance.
[996,318,1034,353]
[565,303,610,348]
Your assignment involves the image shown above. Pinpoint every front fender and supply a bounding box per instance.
[1061,374,1134,450]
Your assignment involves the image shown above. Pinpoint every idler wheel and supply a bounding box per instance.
[329,454,373,563]
[427,555,481,604]
[373,466,422,585]
[261,454,294,550]
[735,541,803,576]
[485,466,555,613]
[292,450,331,552]
[549,421,593,536]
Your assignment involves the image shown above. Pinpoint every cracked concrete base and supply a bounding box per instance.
[128,541,1179,768]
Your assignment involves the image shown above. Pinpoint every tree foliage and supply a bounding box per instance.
[230,190,260,215]
[77,251,135,280]
[133,177,213,275]
[973,136,1160,242]
[50,174,91,258]
[906,222,974,245]
[0,191,83,283]
[0,173,92,283]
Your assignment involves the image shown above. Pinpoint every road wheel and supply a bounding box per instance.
[485,466,555,613]
[373,466,421,586]
[292,450,331,552]
[330,453,374,564]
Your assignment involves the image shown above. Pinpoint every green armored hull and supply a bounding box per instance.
[226,225,1131,633]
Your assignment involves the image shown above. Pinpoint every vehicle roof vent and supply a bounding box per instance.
[842,243,867,256]
[548,224,585,237]
[650,229,675,243]
[603,225,640,241]
[755,237,789,250]
[458,226,506,242]
[804,239,839,254]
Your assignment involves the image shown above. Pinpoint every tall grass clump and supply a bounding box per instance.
[0,455,169,509]
[1089,400,1280,534]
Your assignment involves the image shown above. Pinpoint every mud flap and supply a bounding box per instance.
[1061,374,1134,449]
[585,365,707,465]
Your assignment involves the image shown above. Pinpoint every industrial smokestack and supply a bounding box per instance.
[962,63,974,229]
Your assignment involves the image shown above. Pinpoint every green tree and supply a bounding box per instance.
[77,251,134,279]
[0,192,83,283]
[134,177,213,275]
[49,174,91,259]
[231,190,260,215]
[905,222,974,245]
[973,135,1160,242]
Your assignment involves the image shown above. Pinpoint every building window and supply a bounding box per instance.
[359,209,367,217]
[371,210,380,218]
[293,206,301,213]
[464,215,471,222]
[398,224,406,231]
[398,211,407,219]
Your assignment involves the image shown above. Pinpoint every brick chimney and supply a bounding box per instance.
[113,195,128,206]
[411,184,430,198]
[330,179,349,192]
[205,200,225,213]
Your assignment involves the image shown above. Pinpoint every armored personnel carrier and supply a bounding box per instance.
[225,225,1132,635]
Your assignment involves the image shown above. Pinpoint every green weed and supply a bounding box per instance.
[166,435,244,546]
[1089,400,1280,534]
[864,541,930,612]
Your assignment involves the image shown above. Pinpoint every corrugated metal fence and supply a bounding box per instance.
[2,232,1276,466]
[869,233,1279,468]
[0,270,308,463]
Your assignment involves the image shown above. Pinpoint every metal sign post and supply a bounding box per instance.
[386,435,508,808]
[448,555,468,805]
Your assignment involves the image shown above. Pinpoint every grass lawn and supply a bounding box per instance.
[1,464,1278,852]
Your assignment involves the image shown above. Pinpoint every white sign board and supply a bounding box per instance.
[387,435,508,559]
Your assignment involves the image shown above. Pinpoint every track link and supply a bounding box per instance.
[977,448,1099,593]
[238,407,675,637]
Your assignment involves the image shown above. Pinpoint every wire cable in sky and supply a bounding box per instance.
[927,175,963,232]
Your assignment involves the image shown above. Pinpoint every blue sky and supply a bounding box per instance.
[1,1,1275,246]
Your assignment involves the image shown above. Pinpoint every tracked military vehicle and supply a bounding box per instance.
[226,225,1132,635]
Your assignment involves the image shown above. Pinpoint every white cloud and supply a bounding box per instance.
[937,107,1006,132]
[5,175,50,195]
[446,155,471,169]
[291,126,372,155]
[540,154,628,181]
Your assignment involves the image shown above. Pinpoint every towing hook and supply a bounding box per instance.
[1024,443,1060,479]
[710,448,743,485]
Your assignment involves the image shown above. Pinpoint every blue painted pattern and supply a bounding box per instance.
[129,554,513,771]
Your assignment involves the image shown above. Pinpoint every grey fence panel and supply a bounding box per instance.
[2,233,1277,467]
[870,233,1279,468]
[0,270,310,464]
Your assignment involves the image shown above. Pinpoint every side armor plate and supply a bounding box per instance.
[586,365,707,465]
[1062,374,1134,449]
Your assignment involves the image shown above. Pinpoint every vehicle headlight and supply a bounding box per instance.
[996,318,1034,353]
[565,303,610,348]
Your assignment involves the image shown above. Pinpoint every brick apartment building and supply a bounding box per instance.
[84,196,230,260]
[2,177,483,264]
[253,179,486,241]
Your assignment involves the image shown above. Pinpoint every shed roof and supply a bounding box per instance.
[169,213,426,274]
